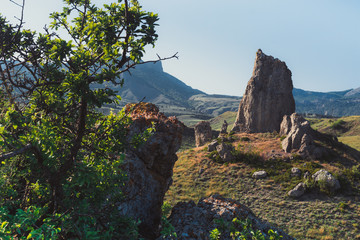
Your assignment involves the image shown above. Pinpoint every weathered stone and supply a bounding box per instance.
[252,170,267,179]
[118,103,184,239]
[291,167,302,178]
[220,120,228,134]
[312,169,341,192]
[232,49,295,133]
[168,194,294,240]
[281,113,329,159]
[194,121,212,147]
[208,140,219,152]
[280,113,313,153]
[288,182,306,198]
[216,143,235,162]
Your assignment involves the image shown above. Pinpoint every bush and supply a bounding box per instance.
[210,218,283,240]
[330,119,346,129]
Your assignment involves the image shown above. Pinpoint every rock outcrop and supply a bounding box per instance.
[280,113,327,158]
[232,49,295,133]
[194,121,212,147]
[220,120,228,134]
[118,103,184,239]
[169,194,294,240]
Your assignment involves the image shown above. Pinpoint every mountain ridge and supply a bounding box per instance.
[114,61,360,118]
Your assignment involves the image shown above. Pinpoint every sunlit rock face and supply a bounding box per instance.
[118,103,184,239]
[232,49,295,133]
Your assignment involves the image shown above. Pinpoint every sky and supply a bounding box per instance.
[2,0,360,96]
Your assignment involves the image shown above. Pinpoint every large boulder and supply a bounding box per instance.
[232,49,295,133]
[312,169,341,192]
[216,143,235,162]
[169,194,294,240]
[194,121,212,147]
[118,103,184,239]
[280,113,328,159]
[280,113,313,153]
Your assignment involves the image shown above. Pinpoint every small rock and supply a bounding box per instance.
[216,143,235,162]
[312,169,340,191]
[288,182,306,198]
[252,170,267,179]
[291,167,301,177]
[207,140,219,152]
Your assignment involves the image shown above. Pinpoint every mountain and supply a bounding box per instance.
[111,61,360,118]
[293,88,360,116]
[114,61,203,107]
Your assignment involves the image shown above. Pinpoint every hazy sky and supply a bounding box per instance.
[2,0,360,96]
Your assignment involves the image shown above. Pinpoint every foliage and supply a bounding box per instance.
[0,0,162,238]
[330,119,346,129]
[210,218,283,240]
[159,201,177,239]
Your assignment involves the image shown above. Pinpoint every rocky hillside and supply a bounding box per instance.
[168,130,360,239]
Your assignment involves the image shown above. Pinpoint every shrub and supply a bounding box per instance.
[330,119,346,129]
[210,218,283,240]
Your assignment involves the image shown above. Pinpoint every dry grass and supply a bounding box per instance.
[166,132,360,240]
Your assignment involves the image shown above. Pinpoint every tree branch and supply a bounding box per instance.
[0,143,32,161]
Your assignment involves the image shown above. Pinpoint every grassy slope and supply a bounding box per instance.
[308,115,360,151]
[167,132,360,240]
[209,111,237,131]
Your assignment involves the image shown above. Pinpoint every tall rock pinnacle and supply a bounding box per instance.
[232,49,295,133]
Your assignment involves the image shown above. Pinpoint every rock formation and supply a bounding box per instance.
[280,113,328,158]
[169,194,294,240]
[216,143,235,162]
[194,121,212,147]
[118,103,184,239]
[220,120,228,134]
[232,49,295,133]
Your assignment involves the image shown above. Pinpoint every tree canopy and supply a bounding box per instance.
[0,0,171,238]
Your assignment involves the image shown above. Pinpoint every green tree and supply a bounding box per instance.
[0,0,175,238]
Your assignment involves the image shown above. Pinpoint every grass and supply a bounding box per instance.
[166,132,360,240]
[209,111,237,132]
[339,136,360,151]
[307,115,360,151]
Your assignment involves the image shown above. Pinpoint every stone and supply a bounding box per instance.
[216,143,235,162]
[118,103,184,239]
[312,169,341,192]
[288,182,306,198]
[291,167,302,178]
[220,120,228,134]
[194,121,212,147]
[208,140,219,152]
[232,49,295,133]
[168,194,294,240]
[252,170,267,179]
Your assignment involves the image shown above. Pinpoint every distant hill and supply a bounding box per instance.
[109,61,360,118]
[293,88,360,116]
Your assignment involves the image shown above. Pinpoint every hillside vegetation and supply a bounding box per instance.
[167,132,360,239]
[308,115,360,151]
